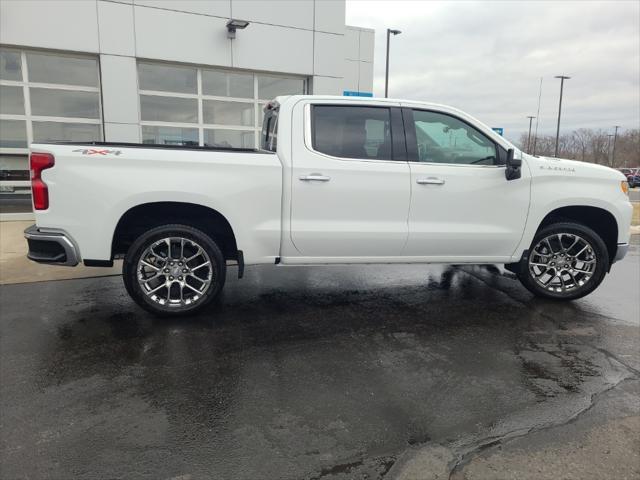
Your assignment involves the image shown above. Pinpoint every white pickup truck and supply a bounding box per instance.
[25,95,633,316]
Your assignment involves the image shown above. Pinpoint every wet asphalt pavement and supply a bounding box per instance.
[1,243,639,479]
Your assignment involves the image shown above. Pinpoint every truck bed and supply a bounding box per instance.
[30,142,283,265]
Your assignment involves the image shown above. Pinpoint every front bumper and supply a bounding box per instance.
[24,225,79,266]
[613,243,629,264]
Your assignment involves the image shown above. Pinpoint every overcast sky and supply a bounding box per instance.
[345,0,640,143]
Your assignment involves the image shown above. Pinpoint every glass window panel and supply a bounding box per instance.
[0,120,28,148]
[140,95,198,123]
[202,70,253,98]
[0,49,22,81]
[30,88,100,118]
[0,192,33,214]
[138,63,197,94]
[142,126,199,146]
[412,110,497,165]
[0,154,29,173]
[204,129,255,149]
[258,76,304,100]
[26,52,98,87]
[202,100,254,126]
[0,85,25,115]
[312,106,392,160]
[32,122,101,143]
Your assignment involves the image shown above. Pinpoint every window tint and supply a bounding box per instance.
[0,85,25,115]
[202,100,253,126]
[204,129,255,149]
[32,122,102,143]
[137,63,197,94]
[142,126,199,146]
[26,52,98,87]
[412,110,497,165]
[0,119,27,148]
[140,95,198,123]
[0,49,22,81]
[312,106,392,160]
[30,88,100,118]
[202,70,253,98]
[258,76,304,100]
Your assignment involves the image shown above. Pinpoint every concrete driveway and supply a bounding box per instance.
[1,243,639,479]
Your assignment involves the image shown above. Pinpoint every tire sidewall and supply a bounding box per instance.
[123,224,226,316]
[518,222,609,300]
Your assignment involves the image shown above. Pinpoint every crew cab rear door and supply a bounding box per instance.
[289,101,410,258]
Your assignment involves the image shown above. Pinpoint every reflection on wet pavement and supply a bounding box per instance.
[1,245,638,479]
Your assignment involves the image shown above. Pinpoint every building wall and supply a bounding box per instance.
[0,0,374,146]
[343,26,375,95]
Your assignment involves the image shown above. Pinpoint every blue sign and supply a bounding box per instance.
[492,127,504,136]
[343,91,373,97]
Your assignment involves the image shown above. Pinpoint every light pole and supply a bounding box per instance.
[554,75,570,157]
[385,28,402,98]
[526,116,536,153]
[607,134,615,166]
[611,125,621,166]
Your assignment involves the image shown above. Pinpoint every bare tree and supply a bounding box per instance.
[515,127,639,167]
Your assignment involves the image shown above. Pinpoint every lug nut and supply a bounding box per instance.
[178,276,183,280]
[169,276,174,280]
[182,269,187,273]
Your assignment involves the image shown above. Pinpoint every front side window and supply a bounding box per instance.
[412,110,497,165]
[312,106,392,160]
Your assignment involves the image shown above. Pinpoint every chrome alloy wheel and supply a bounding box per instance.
[136,237,213,308]
[528,233,597,294]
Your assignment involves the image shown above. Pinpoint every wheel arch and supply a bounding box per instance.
[536,205,618,264]
[112,201,239,260]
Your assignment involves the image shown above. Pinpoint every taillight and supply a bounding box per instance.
[30,152,55,210]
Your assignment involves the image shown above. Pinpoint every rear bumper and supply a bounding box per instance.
[613,243,629,264]
[24,224,79,266]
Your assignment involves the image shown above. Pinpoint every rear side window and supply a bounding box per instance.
[312,106,392,160]
[261,103,279,152]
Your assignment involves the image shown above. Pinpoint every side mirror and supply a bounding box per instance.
[505,148,521,180]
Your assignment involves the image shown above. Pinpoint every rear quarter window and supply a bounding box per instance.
[261,103,279,152]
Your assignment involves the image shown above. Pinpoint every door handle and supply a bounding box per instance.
[299,174,331,182]
[416,177,445,185]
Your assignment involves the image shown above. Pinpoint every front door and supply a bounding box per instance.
[290,104,410,258]
[403,108,530,259]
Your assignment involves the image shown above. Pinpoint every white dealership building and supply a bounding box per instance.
[0,0,374,216]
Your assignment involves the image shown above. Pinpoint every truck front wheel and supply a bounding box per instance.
[516,222,609,300]
[123,224,226,316]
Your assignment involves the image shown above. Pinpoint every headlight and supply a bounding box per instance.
[621,180,629,195]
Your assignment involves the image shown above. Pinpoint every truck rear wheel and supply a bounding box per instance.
[516,222,609,300]
[123,224,225,316]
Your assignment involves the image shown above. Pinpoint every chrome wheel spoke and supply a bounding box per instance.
[137,236,213,308]
[528,233,596,294]
[191,261,210,272]
[140,260,160,271]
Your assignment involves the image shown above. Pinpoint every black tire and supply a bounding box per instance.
[516,222,609,300]
[123,224,226,316]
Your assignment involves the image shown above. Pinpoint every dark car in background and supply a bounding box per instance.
[625,168,640,188]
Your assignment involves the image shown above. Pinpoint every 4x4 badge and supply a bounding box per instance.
[73,148,122,156]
